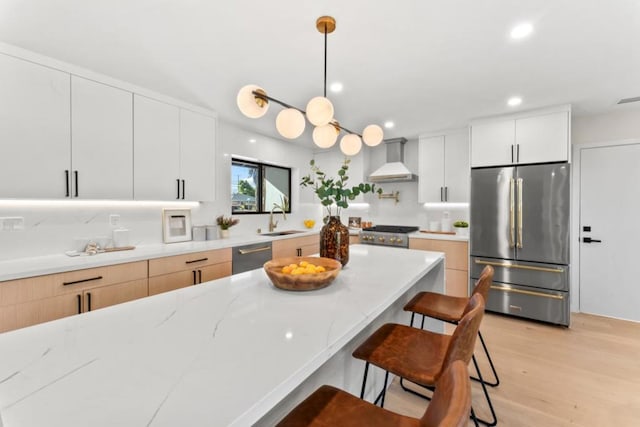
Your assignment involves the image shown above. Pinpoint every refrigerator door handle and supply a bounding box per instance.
[517,178,523,248]
[509,178,515,248]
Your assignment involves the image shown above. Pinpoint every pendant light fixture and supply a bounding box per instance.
[237,16,384,156]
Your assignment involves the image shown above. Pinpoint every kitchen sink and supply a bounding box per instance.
[261,230,307,236]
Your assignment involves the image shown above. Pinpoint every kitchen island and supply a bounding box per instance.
[0,245,444,427]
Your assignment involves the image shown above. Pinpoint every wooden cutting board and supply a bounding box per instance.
[419,230,456,235]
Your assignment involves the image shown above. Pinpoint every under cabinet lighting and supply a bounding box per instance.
[423,203,469,208]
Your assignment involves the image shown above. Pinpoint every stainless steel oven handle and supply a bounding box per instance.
[491,285,564,300]
[509,178,515,248]
[475,259,564,273]
[517,177,523,249]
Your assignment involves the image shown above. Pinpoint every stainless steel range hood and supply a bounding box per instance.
[368,137,417,183]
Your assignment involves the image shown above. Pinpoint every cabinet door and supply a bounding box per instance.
[180,109,216,201]
[15,293,81,329]
[199,262,232,283]
[470,120,514,167]
[133,95,180,200]
[0,53,71,198]
[515,111,569,164]
[71,76,133,199]
[149,270,197,296]
[418,136,445,203]
[443,132,470,203]
[272,239,298,258]
[85,279,148,311]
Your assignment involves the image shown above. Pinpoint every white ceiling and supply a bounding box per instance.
[1,0,639,144]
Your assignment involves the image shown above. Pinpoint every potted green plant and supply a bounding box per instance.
[216,215,239,239]
[453,220,469,237]
[301,158,382,266]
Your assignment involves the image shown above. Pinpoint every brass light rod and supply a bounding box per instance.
[251,90,362,137]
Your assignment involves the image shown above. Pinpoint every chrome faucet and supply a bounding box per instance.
[269,196,288,232]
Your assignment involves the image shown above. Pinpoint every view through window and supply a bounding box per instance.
[231,159,291,214]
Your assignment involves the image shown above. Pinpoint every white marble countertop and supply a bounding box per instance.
[0,229,321,282]
[0,245,444,427]
[409,231,469,242]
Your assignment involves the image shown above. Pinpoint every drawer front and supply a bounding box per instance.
[409,239,468,271]
[470,257,569,291]
[473,279,570,326]
[0,261,148,305]
[149,248,232,277]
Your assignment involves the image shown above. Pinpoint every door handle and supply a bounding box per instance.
[65,170,70,197]
[509,178,515,248]
[517,177,523,249]
[440,187,444,202]
[511,145,514,163]
[74,170,79,197]
[176,179,180,199]
[86,292,92,312]
[181,179,185,200]
[444,186,448,202]
[77,294,82,314]
[238,246,271,255]
[192,270,197,285]
[582,237,602,243]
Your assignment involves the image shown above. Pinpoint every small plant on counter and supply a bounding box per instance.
[300,158,383,218]
[216,215,239,230]
[453,220,469,228]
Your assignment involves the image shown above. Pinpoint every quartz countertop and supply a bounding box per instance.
[409,231,469,242]
[0,229,321,282]
[0,245,444,427]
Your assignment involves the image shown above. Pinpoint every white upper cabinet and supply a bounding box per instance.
[470,106,570,167]
[0,53,71,198]
[469,120,514,167]
[134,96,216,201]
[133,95,181,200]
[179,109,216,202]
[71,76,133,199]
[418,130,469,203]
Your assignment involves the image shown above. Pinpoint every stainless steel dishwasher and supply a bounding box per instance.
[232,242,273,274]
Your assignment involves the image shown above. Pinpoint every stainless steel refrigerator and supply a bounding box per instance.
[470,163,570,326]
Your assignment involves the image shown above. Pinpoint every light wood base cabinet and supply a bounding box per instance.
[148,248,232,296]
[349,235,360,245]
[409,239,468,297]
[0,261,148,332]
[272,235,319,258]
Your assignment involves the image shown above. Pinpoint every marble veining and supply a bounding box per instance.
[0,245,444,427]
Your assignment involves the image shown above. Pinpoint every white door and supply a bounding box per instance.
[516,111,569,164]
[71,76,133,199]
[179,109,216,202]
[579,142,640,321]
[418,135,444,203]
[133,95,180,200]
[470,119,514,167]
[0,53,70,198]
[443,131,469,203]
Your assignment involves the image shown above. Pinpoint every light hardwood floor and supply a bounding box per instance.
[383,312,640,426]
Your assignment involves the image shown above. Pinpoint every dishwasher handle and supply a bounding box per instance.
[238,246,271,255]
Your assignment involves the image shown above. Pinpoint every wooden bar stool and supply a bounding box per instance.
[404,265,499,388]
[352,294,495,426]
[276,360,472,427]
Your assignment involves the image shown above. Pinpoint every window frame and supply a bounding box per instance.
[231,158,292,215]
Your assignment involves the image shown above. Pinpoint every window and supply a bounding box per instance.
[231,158,291,214]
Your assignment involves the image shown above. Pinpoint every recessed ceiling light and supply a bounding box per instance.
[507,97,523,107]
[384,121,395,129]
[329,82,343,93]
[249,138,257,143]
[510,22,533,39]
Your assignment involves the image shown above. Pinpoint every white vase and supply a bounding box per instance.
[455,227,469,237]
[219,229,230,239]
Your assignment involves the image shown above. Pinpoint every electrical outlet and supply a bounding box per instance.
[109,214,121,227]
[0,217,25,231]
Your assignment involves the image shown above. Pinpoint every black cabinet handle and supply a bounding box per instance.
[186,257,208,264]
[516,144,520,163]
[583,237,602,243]
[86,292,92,312]
[176,179,180,199]
[444,186,449,202]
[198,270,202,284]
[181,179,185,200]
[65,170,70,197]
[192,270,197,285]
[440,187,443,202]
[511,145,515,163]
[63,276,103,286]
[77,294,82,314]
[74,170,79,197]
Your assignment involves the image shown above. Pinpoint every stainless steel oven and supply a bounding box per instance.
[359,225,419,248]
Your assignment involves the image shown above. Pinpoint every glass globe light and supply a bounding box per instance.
[362,124,384,146]
[306,96,334,126]
[237,84,269,118]
[340,134,362,156]
[312,123,339,148]
[276,108,305,139]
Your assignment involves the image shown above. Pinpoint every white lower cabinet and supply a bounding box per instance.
[0,52,71,198]
[418,130,469,203]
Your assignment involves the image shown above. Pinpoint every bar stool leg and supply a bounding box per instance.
[477,330,500,387]
[471,355,498,426]
[360,362,370,399]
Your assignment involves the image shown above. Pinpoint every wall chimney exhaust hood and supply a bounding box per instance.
[368,137,417,183]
